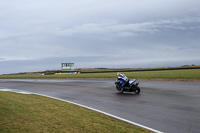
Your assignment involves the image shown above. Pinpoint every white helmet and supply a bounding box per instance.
[117,72,122,76]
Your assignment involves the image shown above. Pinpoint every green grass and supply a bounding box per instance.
[0,91,151,133]
[0,69,200,80]
[123,69,200,79]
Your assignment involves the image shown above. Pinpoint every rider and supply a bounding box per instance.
[117,72,129,89]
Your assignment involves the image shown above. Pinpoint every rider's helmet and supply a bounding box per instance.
[117,72,122,76]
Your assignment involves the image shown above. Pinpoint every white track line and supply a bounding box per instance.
[0,88,163,133]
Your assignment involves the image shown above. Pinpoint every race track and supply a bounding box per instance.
[0,79,200,133]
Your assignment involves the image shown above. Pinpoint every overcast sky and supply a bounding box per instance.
[0,0,200,74]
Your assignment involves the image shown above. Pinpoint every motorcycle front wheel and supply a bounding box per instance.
[134,86,140,94]
[116,85,124,93]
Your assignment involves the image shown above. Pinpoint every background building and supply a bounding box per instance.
[61,63,74,71]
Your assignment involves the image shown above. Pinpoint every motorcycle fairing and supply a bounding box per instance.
[129,79,137,84]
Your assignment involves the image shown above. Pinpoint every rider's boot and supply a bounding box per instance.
[124,87,129,90]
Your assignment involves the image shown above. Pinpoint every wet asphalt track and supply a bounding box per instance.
[0,79,200,133]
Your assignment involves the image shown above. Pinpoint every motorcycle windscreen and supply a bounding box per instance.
[129,79,137,84]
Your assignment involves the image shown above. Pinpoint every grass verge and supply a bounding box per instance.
[0,69,200,80]
[0,91,152,133]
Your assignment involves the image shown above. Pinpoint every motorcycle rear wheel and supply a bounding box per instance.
[116,85,124,93]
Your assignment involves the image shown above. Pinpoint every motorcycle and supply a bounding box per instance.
[115,79,140,94]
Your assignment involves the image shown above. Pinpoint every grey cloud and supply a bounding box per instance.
[54,16,200,38]
[0,0,200,74]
